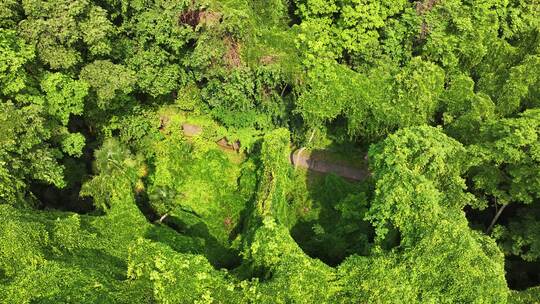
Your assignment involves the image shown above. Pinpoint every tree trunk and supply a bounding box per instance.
[486,204,508,234]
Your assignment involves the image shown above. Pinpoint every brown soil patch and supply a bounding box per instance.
[199,11,222,26]
[159,115,171,130]
[416,0,440,39]
[179,9,201,28]
[419,22,430,40]
[260,55,278,65]
[416,0,439,14]
[182,123,203,137]
[223,36,242,68]
[216,137,240,152]
[179,8,222,28]
[291,150,369,181]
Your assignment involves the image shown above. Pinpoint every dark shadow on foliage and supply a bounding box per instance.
[464,202,521,232]
[31,182,94,214]
[229,142,263,243]
[135,191,159,222]
[287,1,301,27]
[506,256,540,291]
[465,200,540,290]
[162,215,242,270]
[291,170,374,266]
[144,224,205,255]
[30,115,99,214]
[135,189,242,270]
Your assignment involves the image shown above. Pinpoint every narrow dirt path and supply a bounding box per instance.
[181,123,370,181]
[290,150,370,181]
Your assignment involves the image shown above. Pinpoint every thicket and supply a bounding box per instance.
[1,0,540,303]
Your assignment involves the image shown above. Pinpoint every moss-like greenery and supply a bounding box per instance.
[1,0,540,302]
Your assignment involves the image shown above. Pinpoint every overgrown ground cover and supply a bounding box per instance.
[1,0,540,303]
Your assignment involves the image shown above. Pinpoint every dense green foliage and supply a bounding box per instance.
[1,0,540,302]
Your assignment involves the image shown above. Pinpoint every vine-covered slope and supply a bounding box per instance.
[1,0,540,303]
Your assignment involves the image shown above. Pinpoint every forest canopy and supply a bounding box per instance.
[1,0,540,303]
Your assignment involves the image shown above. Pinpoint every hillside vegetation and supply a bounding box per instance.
[1,0,540,303]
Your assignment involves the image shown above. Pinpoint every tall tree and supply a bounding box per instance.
[18,0,114,70]
[339,126,509,303]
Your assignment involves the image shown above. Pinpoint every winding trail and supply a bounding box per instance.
[290,150,369,181]
[181,123,370,181]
